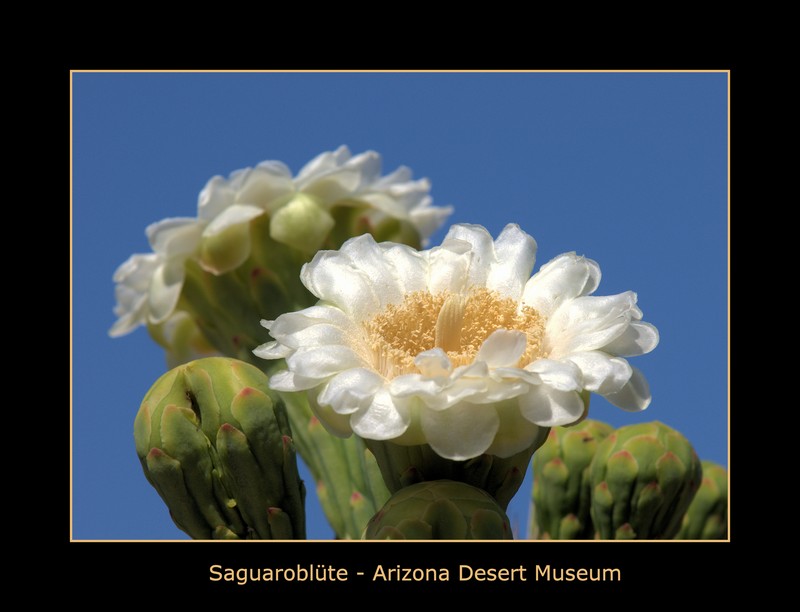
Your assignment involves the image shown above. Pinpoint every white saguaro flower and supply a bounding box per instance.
[256,223,659,461]
[110,146,452,337]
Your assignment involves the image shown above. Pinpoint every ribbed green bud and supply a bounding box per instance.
[530,419,614,539]
[675,461,728,540]
[363,480,513,540]
[366,423,550,511]
[589,421,701,540]
[134,357,306,539]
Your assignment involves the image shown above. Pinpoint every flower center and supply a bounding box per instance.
[364,287,545,378]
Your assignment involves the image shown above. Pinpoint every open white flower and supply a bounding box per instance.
[110,146,452,337]
[255,223,659,461]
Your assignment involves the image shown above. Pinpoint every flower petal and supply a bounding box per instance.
[146,218,204,258]
[380,243,429,294]
[197,176,235,221]
[565,351,632,395]
[350,389,410,440]
[486,400,547,458]
[285,345,365,381]
[300,247,382,320]
[425,239,473,294]
[601,321,660,357]
[421,402,499,460]
[294,145,351,183]
[202,204,264,237]
[443,223,495,288]
[414,348,453,377]
[338,235,406,307]
[518,385,585,427]
[268,369,320,392]
[544,292,639,358]
[475,329,527,367]
[602,366,651,411]
[317,368,384,415]
[147,261,185,324]
[252,340,292,360]
[235,163,293,209]
[487,223,537,299]
[523,252,601,316]
[524,359,582,391]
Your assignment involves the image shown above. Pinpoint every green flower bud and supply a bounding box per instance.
[269,193,335,255]
[674,461,728,540]
[363,480,513,540]
[530,419,614,539]
[589,421,702,540]
[134,357,306,539]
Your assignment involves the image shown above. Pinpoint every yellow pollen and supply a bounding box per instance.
[364,287,545,378]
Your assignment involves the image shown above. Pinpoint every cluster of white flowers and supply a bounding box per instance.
[256,224,658,461]
[110,146,451,338]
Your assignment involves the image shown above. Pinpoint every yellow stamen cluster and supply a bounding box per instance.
[364,287,545,378]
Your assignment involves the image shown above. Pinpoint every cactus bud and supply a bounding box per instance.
[675,461,728,540]
[589,421,701,539]
[134,357,306,539]
[530,419,614,539]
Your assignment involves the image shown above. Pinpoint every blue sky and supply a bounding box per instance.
[72,71,728,540]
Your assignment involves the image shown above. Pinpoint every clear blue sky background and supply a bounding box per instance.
[72,72,728,540]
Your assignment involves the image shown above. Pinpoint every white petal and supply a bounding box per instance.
[443,224,495,288]
[602,366,652,411]
[300,248,381,320]
[486,401,547,458]
[601,321,660,357]
[338,235,406,307]
[565,351,632,395]
[414,349,453,377]
[523,252,601,316]
[486,223,537,299]
[268,369,320,392]
[518,386,585,427]
[197,176,235,221]
[389,368,488,408]
[409,204,454,245]
[317,368,384,415]
[112,253,160,288]
[380,243,429,294]
[294,146,351,183]
[235,163,294,208]
[524,359,582,391]
[252,340,292,360]
[285,345,364,380]
[343,150,381,185]
[202,204,264,237]
[425,240,473,294]
[147,261,185,324]
[421,402,499,460]
[475,329,527,367]
[389,374,445,399]
[269,305,356,338]
[273,323,354,352]
[350,389,410,440]
[145,218,204,258]
[545,292,638,358]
